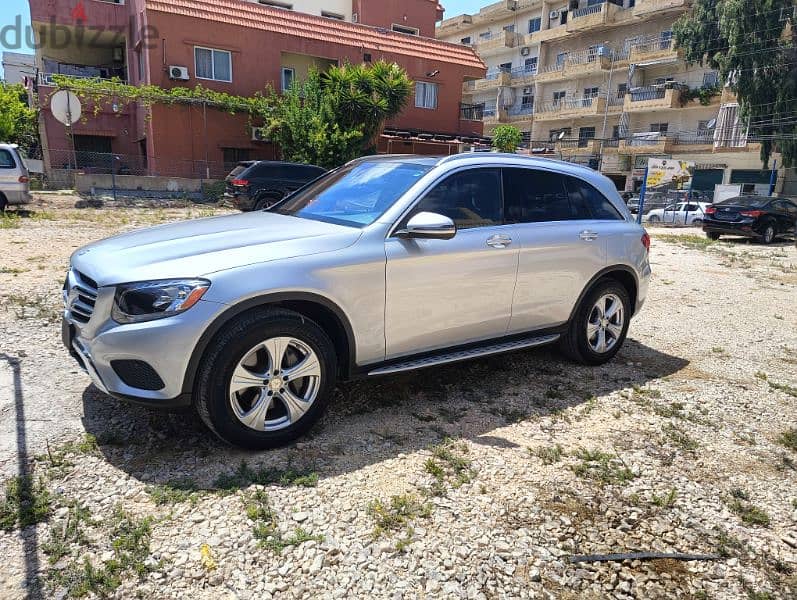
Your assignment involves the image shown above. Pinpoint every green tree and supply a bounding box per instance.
[268,61,413,168]
[491,125,523,153]
[673,0,797,167]
[0,84,38,152]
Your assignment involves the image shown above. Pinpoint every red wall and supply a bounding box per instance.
[352,0,443,38]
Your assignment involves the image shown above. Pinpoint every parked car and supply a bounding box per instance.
[644,202,711,225]
[0,143,31,211]
[224,161,326,211]
[703,196,797,243]
[62,154,651,449]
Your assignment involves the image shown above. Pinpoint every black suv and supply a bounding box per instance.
[225,161,326,211]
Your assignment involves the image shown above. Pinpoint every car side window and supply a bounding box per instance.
[0,150,15,169]
[565,176,623,220]
[408,168,502,230]
[252,164,275,179]
[503,168,577,223]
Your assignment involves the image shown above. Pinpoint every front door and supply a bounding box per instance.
[384,168,518,359]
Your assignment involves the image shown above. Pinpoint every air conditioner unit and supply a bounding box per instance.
[520,47,531,56]
[523,87,533,95]
[251,127,270,142]
[549,10,560,19]
[169,66,189,81]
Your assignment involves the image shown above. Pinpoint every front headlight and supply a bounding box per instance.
[112,279,210,324]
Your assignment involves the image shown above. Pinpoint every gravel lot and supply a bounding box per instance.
[1,195,796,599]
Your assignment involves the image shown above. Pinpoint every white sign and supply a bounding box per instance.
[50,90,82,126]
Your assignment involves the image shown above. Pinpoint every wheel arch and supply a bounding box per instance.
[182,292,356,397]
[569,265,639,322]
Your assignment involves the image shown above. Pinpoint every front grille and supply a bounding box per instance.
[111,360,165,391]
[65,269,98,323]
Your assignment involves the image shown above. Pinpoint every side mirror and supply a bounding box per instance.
[396,212,457,240]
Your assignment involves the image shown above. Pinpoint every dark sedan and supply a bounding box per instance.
[703,196,797,243]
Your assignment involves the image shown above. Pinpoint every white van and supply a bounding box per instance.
[0,144,32,211]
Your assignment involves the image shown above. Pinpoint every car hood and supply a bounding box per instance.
[71,212,362,286]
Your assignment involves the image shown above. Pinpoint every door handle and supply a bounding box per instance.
[486,235,512,248]
[579,230,599,242]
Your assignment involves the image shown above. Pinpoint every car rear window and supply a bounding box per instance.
[717,196,769,208]
[226,164,251,180]
[0,149,16,169]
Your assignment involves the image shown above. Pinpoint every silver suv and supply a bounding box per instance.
[0,144,32,211]
[63,154,651,449]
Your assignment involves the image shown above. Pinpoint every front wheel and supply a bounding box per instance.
[195,308,337,449]
[648,215,660,223]
[559,279,631,366]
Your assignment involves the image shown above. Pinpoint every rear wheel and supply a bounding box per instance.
[559,279,631,366]
[706,232,720,241]
[195,308,337,449]
[760,222,776,244]
[648,215,660,223]
[255,194,282,211]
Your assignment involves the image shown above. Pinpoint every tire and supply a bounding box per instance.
[648,215,660,223]
[254,194,282,211]
[760,222,776,245]
[0,193,7,212]
[195,307,337,449]
[692,219,703,226]
[559,279,631,366]
[706,232,720,241]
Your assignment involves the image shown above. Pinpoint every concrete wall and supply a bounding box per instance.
[2,52,35,84]
[75,173,215,194]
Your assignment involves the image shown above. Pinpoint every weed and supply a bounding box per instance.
[0,211,20,229]
[214,460,318,492]
[368,494,431,539]
[570,448,635,485]
[42,502,93,564]
[531,444,564,465]
[755,371,768,381]
[654,401,686,419]
[711,347,725,354]
[497,406,527,423]
[412,412,437,423]
[726,489,770,527]
[2,292,60,323]
[32,211,57,221]
[423,439,475,495]
[662,423,699,453]
[768,381,797,398]
[0,475,52,531]
[651,488,678,508]
[146,478,201,506]
[244,490,323,553]
[655,234,716,250]
[0,267,27,275]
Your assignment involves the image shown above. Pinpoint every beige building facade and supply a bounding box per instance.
[437,0,783,194]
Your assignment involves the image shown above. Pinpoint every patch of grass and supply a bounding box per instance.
[497,406,527,424]
[0,267,27,275]
[726,489,770,527]
[244,490,323,553]
[656,233,717,251]
[654,401,686,419]
[768,380,797,398]
[777,429,797,451]
[146,478,201,506]
[368,494,431,540]
[662,422,699,453]
[0,211,20,229]
[570,448,635,485]
[0,475,52,531]
[213,460,318,492]
[2,292,60,323]
[31,210,57,221]
[531,444,564,465]
[651,488,678,509]
[48,508,154,598]
[42,502,93,564]
[711,347,726,354]
[423,439,475,495]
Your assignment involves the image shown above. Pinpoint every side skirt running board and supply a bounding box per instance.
[367,334,561,377]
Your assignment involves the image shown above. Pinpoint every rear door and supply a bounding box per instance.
[505,168,610,333]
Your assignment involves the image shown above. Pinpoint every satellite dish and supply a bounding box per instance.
[706,118,717,130]
[50,91,82,126]
[558,130,567,140]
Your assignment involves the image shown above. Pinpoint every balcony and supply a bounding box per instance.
[629,36,680,64]
[533,25,569,43]
[534,62,566,83]
[634,0,691,19]
[623,87,682,112]
[507,105,534,127]
[556,138,602,155]
[473,30,524,54]
[510,65,537,85]
[567,2,632,34]
[564,48,613,77]
[472,70,512,91]
[618,134,672,155]
[668,132,715,154]
[534,96,607,121]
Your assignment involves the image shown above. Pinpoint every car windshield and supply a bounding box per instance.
[717,196,769,208]
[273,161,433,227]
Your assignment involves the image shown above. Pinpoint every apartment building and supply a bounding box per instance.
[438,0,783,194]
[29,0,482,178]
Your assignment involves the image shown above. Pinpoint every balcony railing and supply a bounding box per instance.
[508,104,534,116]
[572,4,604,19]
[460,103,485,121]
[38,71,127,86]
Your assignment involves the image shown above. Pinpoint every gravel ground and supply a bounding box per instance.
[1,195,796,599]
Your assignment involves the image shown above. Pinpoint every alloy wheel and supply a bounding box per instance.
[587,294,624,354]
[228,337,321,432]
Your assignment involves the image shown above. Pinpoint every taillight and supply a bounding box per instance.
[18,176,29,184]
[641,231,651,253]
[740,210,763,218]
[231,179,249,187]
[705,206,716,215]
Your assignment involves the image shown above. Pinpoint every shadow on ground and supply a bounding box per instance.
[80,339,688,490]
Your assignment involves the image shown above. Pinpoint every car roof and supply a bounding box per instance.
[247,160,325,168]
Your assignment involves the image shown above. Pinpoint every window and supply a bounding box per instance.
[617,83,627,98]
[0,150,15,169]
[479,31,492,39]
[650,123,669,135]
[461,36,472,45]
[137,49,145,82]
[281,67,295,91]
[222,148,251,167]
[553,91,566,105]
[503,24,515,33]
[703,71,719,86]
[524,57,538,72]
[410,169,502,230]
[503,169,576,223]
[499,62,512,72]
[654,77,674,86]
[363,53,372,63]
[392,24,419,35]
[259,0,293,8]
[195,47,232,82]
[566,176,623,220]
[528,18,541,33]
[321,11,344,19]
[584,87,599,99]
[556,52,568,66]
[578,127,596,147]
[415,81,439,110]
[612,125,620,139]
[521,93,534,109]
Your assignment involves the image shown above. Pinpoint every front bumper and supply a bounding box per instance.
[62,294,224,408]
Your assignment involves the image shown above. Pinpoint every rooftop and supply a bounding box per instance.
[145,0,486,70]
